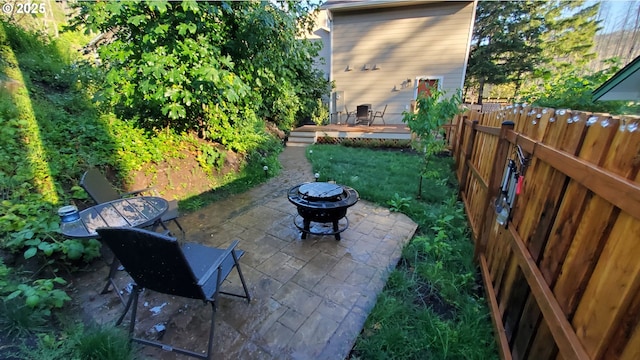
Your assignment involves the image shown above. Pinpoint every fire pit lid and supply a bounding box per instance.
[299,182,343,200]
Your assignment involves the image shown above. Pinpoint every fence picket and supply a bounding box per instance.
[451,106,640,360]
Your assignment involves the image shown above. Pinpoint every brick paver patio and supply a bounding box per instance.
[73,146,417,360]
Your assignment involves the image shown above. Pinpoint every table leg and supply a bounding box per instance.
[100,258,119,294]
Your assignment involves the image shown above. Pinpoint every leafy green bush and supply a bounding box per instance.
[387,193,412,213]
[70,0,329,138]
[0,259,70,337]
[311,98,329,126]
[403,86,463,179]
[197,143,226,174]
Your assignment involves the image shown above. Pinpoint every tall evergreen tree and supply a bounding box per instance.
[535,1,601,78]
[466,1,545,104]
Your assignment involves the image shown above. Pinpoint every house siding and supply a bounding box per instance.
[309,10,331,80]
[330,1,474,124]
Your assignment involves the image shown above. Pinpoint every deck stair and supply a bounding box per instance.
[286,129,316,147]
[287,124,411,147]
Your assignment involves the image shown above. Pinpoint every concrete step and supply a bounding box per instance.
[289,131,316,138]
[288,136,315,143]
[286,141,312,147]
[286,134,315,147]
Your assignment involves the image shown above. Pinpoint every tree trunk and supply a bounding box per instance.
[477,78,485,105]
[513,72,523,99]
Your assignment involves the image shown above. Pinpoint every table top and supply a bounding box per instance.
[59,196,169,238]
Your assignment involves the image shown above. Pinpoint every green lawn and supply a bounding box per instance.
[306,144,498,360]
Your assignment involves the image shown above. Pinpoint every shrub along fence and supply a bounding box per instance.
[449,105,640,360]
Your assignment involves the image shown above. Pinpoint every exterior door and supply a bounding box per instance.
[417,79,439,99]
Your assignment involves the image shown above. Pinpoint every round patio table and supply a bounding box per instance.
[59,196,169,299]
[59,196,168,238]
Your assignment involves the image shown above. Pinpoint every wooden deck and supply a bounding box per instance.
[288,124,412,147]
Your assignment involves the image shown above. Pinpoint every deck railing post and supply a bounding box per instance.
[475,120,515,260]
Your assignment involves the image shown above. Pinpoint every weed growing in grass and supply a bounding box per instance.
[181,196,206,212]
[15,323,138,360]
[307,144,497,359]
[387,193,412,213]
[0,298,48,339]
[72,325,135,360]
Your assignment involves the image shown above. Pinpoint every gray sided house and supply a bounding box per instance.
[308,9,332,81]
[318,0,477,124]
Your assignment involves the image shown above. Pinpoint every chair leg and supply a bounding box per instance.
[127,289,214,359]
[127,285,141,335]
[206,302,217,360]
[116,283,138,326]
[220,250,252,302]
[173,218,186,239]
[232,250,251,302]
[101,257,127,307]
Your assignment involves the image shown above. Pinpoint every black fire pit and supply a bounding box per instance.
[287,182,359,240]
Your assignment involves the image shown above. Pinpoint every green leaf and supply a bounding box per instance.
[6,290,21,300]
[155,24,170,35]
[24,247,38,259]
[176,23,190,36]
[128,14,148,26]
[181,0,200,13]
[150,0,168,13]
[64,241,84,260]
[162,103,187,120]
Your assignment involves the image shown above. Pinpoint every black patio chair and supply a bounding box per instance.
[356,105,370,125]
[96,227,251,360]
[372,104,387,125]
[80,167,185,238]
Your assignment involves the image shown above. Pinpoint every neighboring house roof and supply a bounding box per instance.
[321,0,439,11]
[592,55,640,101]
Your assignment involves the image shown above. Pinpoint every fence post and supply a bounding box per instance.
[453,114,466,168]
[475,121,515,260]
[459,119,478,195]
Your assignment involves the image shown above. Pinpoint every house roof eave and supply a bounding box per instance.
[321,0,444,12]
[593,56,640,102]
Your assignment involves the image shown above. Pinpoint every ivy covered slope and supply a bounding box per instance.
[1,0,329,317]
[0,21,102,263]
[0,21,212,265]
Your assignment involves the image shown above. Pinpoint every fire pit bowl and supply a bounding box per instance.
[287,182,359,240]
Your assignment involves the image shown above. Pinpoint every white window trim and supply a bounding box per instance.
[413,76,444,99]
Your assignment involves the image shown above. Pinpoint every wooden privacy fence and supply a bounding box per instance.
[449,105,640,360]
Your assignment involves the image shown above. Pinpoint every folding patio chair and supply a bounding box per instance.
[371,104,387,125]
[80,168,185,238]
[96,227,251,360]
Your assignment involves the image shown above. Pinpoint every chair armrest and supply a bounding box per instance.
[197,240,240,287]
[121,187,154,198]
